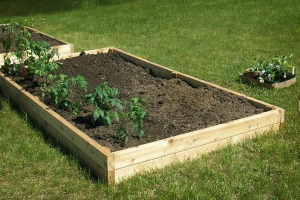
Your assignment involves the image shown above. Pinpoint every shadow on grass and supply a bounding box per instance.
[235,77,264,89]
[0,90,105,184]
[0,0,133,17]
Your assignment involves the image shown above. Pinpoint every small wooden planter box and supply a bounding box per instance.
[240,73,296,89]
[0,25,74,64]
[0,47,285,184]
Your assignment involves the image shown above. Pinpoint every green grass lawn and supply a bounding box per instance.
[1,0,300,199]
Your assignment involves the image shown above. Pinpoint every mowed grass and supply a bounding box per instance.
[1,0,300,199]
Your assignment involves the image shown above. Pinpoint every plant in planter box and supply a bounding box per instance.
[48,74,88,115]
[13,26,31,70]
[48,74,70,108]
[1,22,31,74]
[26,41,62,94]
[84,82,123,126]
[69,75,88,115]
[247,55,295,83]
[1,22,21,53]
[127,97,148,139]
[1,22,61,80]
[1,22,19,73]
[115,97,148,144]
[115,112,131,144]
[27,41,61,81]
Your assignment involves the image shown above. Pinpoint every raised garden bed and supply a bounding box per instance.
[239,55,296,89]
[0,47,285,184]
[240,73,296,89]
[0,24,73,64]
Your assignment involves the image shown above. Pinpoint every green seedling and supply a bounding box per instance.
[85,82,123,126]
[48,74,88,115]
[1,22,25,73]
[115,123,130,144]
[69,75,88,115]
[13,26,31,68]
[126,97,148,139]
[48,74,70,108]
[1,22,21,54]
[115,97,148,143]
[28,41,61,85]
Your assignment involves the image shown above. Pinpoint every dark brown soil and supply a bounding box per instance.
[2,53,265,151]
[0,25,65,53]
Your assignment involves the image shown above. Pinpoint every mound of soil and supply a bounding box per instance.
[2,53,265,151]
[0,25,65,53]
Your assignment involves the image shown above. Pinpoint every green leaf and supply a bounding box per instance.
[93,110,101,121]
[114,113,120,122]
[116,102,123,111]
[106,117,112,126]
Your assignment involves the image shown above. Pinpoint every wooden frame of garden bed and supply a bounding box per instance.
[0,25,74,64]
[240,73,297,89]
[0,47,285,184]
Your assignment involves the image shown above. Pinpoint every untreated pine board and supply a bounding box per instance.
[114,122,280,182]
[56,48,110,61]
[113,109,282,170]
[33,114,110,181]
[110,47,175,79]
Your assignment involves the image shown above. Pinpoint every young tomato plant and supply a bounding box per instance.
[126,97,148,139]
[1,22,30,73]
[13,26,31,69]
[48,74,70,109]
[84,82,123,126]
[115,112,131,144]
[28,41,61,85]
[48,74,88,115]
[1,22,21,54]
[69,75,88,115]
[115,97,148,144]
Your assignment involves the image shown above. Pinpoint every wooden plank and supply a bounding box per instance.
[240,73,273,89]
[272,77,297,88]
[110,47,174,79]
[0,73,114,173]
[113,109,281,170]
[239,73,297,89]
[36,117,110,181]
[54,48,110,61]
[114,122,279,183]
